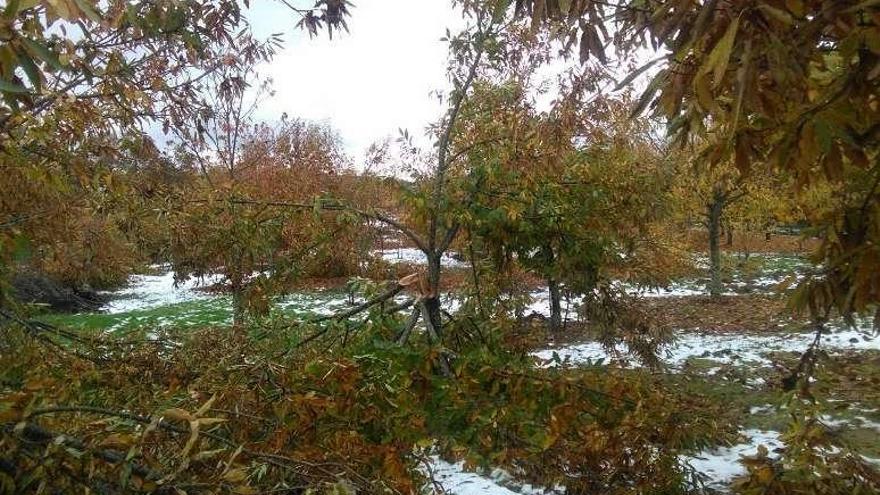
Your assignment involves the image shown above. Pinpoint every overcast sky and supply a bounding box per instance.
[243,0,466,165]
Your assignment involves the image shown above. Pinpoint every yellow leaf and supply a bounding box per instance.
[694,74,716,113]
[195,394,218,417]
[222,468,249,484]
[161,408,194,422]
[192,448,227,461]
[755,464,774,483]
[99,433,136,449]
[700,16,740,88]
[195,417,227,427]
[757,4,794,25]
[181,420,200,459]
[784,0,804,17]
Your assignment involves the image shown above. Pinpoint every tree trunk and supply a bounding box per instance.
[424,253,443,337]
[548,277,562,333]
[230,275,246,328]
[422,252,453,376]
[707,192,724,299]
[726,225,734,246]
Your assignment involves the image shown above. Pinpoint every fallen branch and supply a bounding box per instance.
[4,421,173,491]
[23,405,369,489]
[276,282,406,357]
[0,308,178,364]
[422,300,453,377]
[385,297,416,315]
[312,284,405,325]
[396,304,422,345]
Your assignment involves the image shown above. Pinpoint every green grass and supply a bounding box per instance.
[39,297,234,334]
[37,289,354,335]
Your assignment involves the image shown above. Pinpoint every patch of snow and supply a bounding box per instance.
[101,269,223,313]
[423,456,562,495]
[635,286,727,298]
[422,428,791,494]
[533,324,878,370]
[746,376,767,387]
[374,248,469,269]
[749,405,775,415]
[683,429,783,489]
[821,415,880,432]
[523,289,582,318]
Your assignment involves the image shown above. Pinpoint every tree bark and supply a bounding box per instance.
[548,277,562,333]
[726,224,734,246]
[231,275,246,328]
[424,254,443,337]
[707,190,725,299]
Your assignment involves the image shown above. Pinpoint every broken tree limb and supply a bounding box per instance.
[4,421,170,486]
[310,283,405,325]
[385,297,415,315]
[421,300,453,377]
[396,304,422,345]
[276,282,405,357]
[21,405,368,488]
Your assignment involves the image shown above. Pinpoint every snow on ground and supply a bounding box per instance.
[374,248,469,269]
[423,456,561,495]
[683,429,783,489]
[533,324,878,369]
[821,414,880,432]
[423,421,878,494]
[101,269,223,314]
[275,292,353,316]
[104,252,806,316]
[423,429,788,494]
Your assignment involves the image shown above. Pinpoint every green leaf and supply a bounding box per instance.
[844,0,880,13]
[631,69,667,117]
[72,0,101,22]
[813,119,833,154]
[12,234,32,262]
[700,15,740,87]
[757,3,794,25]
[16,52,41,91]
[20,39,64,71]
[614,56,664,91]
[0,78,29,94]
[125,4,141,29]
[3,0,40,18]
[3,0,21,19]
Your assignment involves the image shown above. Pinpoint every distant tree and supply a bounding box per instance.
[165,56,354,325]
[459,79,679,331]
[0,0,352,307]
[671,158,796,297]
[491,0,880,323]
[0,0,348,139]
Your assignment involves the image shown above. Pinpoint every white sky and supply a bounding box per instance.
[245,0,465,165]
[238,1,655,169]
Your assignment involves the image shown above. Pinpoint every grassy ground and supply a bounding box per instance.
[37,289,354,335]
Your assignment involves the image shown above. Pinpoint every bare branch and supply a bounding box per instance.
[275,282,406,357]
